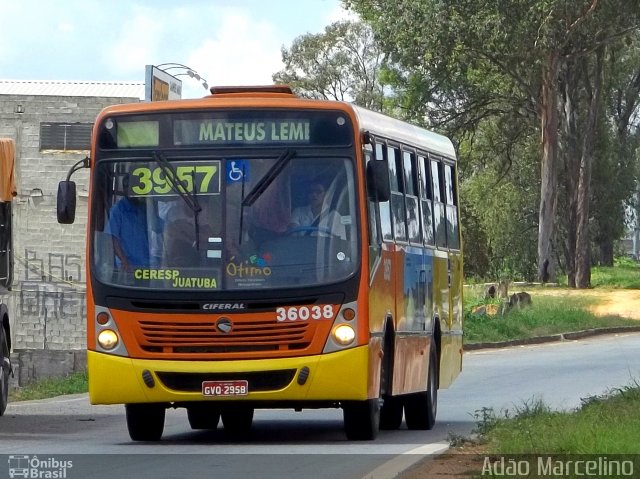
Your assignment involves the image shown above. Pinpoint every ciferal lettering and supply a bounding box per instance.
[202,303,246,310]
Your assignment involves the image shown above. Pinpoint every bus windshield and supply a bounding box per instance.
[91,153,358,291]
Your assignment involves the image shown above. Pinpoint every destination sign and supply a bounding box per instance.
[175,119,311,145]
[100,110,354,149]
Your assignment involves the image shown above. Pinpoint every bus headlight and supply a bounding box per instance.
[97,329,119,350]
[333,324,355,345]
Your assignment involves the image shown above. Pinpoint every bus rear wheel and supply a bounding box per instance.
[0,327,9,416]
[221,406,254,436]
[343,398,380,440]
[125,403,166,441]
[404,340,438,430]
[187,404,221,430]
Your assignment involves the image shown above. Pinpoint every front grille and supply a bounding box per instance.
[156,370,297,392]
[135,319,312,354]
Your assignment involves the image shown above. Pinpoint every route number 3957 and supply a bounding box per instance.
[276,305,334,322]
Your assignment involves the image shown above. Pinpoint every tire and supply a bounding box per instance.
[379,395,403,430]
[0,326,9,416]
[221,406,254,436]
[379,326,402,430]
[343,398,380,440]
[187,405,221,430]
[404,339,438,430]
[125,403,166,441]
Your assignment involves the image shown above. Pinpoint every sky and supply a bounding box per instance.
[0,0,355,99]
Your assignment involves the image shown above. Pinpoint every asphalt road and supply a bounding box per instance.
[1,332,639,479]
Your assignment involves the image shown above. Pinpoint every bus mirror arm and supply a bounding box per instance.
[366,159,390,202]
[57,157,89,224]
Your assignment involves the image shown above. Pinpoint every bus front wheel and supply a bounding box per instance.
[404,339,438,430]
[125,403,166,441]
[343,398,380,440]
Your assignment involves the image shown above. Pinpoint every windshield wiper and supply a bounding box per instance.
[153,151,203,249]
[241,149,296,207]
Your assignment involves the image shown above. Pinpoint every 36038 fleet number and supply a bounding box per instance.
[275,305,334,322]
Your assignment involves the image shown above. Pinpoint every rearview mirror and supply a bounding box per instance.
[366,160,390,202]
[57,181,77,224]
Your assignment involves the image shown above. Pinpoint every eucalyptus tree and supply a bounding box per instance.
[273,20,388,111]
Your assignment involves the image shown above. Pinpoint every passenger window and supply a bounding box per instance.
[431,159,447,248]
[403,151,421,244]
[444,163,460,250]
[419,155,434,246]
[376,143,393,242]
[388,146,406,242]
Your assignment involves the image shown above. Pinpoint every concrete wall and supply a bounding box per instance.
[0,93,139,386]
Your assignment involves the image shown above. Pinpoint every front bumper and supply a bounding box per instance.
[88,346,369,405]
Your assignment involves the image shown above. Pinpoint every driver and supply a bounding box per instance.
[289,180,346,239]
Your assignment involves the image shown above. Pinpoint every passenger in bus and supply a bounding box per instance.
[289,180,345,239]
[106,194,155,271]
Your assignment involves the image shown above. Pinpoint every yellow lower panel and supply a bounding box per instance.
[439,333,463,389]
[88,347,370,405]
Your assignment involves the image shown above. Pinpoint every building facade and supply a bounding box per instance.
[0,80,143,384]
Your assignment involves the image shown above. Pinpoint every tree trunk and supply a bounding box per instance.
[599,239,614,266]
[561,60,580,288]
[575,47,605,289]
[537,51,560,283]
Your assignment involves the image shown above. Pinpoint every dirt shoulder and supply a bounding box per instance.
[519,287,640,320]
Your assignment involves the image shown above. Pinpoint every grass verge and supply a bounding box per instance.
[477,383,640,454]
[9,371,88,401]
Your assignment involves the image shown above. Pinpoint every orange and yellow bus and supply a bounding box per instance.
[57,85,463,441]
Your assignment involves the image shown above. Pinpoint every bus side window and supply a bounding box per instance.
[388,146,407,242]
[376,143,393,242]
[444,163,460,250]
[431,158,447,248]
[403,150,421,245]
[418,155,435,246]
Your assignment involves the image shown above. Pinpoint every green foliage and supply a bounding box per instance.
[591,259,640,288]
[9,371,88,401]
[272,20,388,111]
[344,0,640,283]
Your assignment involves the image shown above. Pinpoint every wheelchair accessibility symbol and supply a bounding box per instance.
[226,160,248,183]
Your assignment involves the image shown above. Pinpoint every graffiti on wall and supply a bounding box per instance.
[24,249,83,283]
[19,249,85,322]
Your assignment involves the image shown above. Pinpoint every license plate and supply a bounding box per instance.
[202,380,249,397]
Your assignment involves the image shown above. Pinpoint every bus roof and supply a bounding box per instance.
[350,105,456,160]
[96,86,456,159]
